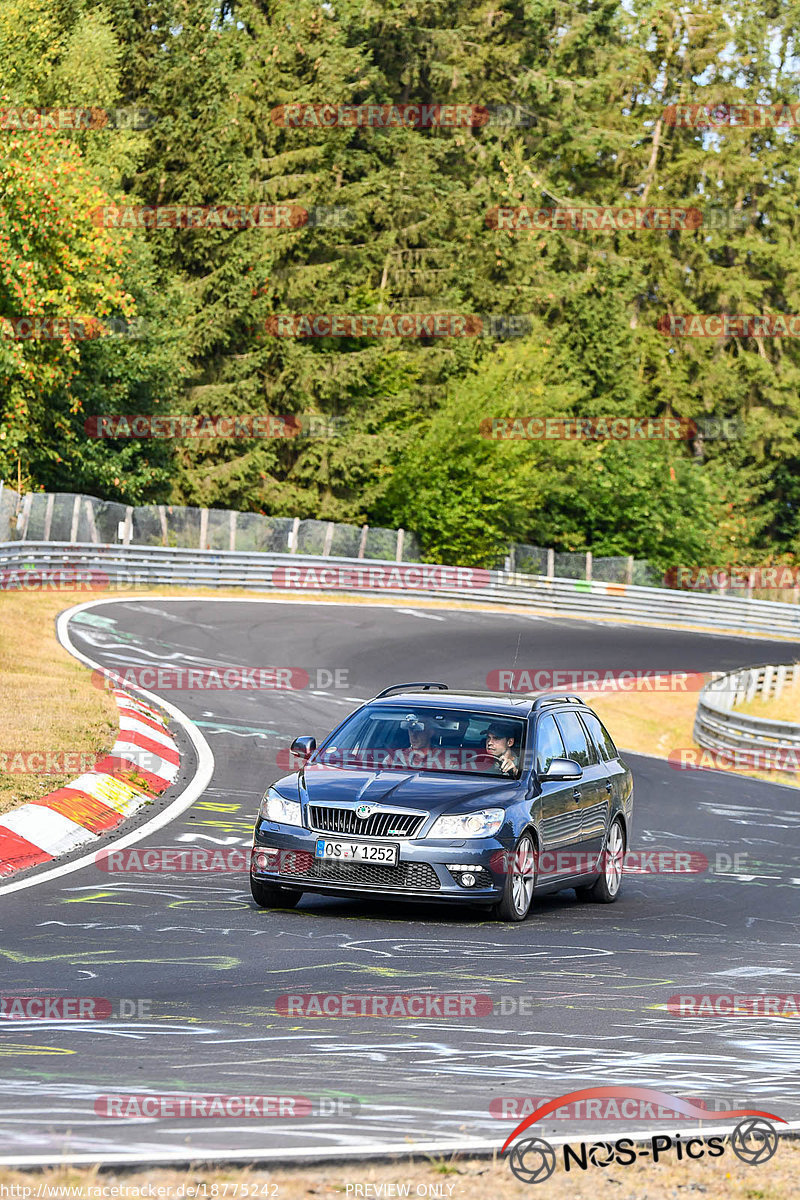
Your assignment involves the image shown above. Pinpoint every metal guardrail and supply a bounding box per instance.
[3,542,800,639]
[694,662,800,754]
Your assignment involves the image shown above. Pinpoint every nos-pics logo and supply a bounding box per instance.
[501,1087,784,1183]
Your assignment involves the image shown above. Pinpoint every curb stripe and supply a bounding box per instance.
[108,742,178,783]
[64,771,148,814]
[116,707,169,735]
[116,728,180,767]
[0,806,94,856]
[112,691,163,721]
[0,828,51,877]
[0,598,213,899]
[0,690,180,881]
[31,787,126,833]
[93,757,176,795]
[108,741,178,783]
[118,718,175,750]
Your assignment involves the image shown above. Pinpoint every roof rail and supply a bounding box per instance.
[372,682,449,700]
[531,694,584,710]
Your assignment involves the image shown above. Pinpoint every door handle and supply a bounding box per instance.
[605,782,612,794]
[572,789,581,801]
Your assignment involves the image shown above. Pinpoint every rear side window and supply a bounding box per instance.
[554,711,595,767]
[581,711,619,761]
[535,715,566,774]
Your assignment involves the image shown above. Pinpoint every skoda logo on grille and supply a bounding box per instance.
[355,805,373,819]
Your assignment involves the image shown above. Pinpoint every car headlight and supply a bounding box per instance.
[260,788,302,827]
[427,808,504,839]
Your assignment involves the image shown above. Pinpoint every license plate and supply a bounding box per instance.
[314,839,399,865]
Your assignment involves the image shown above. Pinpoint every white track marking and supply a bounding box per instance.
[393,607,446,621]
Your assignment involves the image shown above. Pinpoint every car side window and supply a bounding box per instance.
[554,711,594,767]
[535,715,566,775]
[580,711,613,762]
[597,717,619,760]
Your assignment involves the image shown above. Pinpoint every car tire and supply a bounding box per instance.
[492,832,537,922]
[250,875,303,909]
[577,817,625,903]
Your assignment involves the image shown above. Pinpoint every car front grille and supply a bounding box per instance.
[271,851,440,892]
[307,805,426,839]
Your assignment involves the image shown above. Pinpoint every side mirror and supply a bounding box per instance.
[290,735,316,760]
[542,757,582,781]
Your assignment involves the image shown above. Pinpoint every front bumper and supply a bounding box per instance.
[252,819,508,903]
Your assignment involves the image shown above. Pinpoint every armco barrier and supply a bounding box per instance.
[694,662,800,754]
[3,542,800,639]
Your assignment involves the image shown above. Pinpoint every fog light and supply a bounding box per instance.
[461,872,477,887]
[253,847,279,871]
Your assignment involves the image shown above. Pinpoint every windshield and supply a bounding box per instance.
[312,705,526,778]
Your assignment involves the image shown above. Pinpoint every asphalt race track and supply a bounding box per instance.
[1,597,799,1164]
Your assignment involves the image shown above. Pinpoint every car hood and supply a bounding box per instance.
[282,767,523,813]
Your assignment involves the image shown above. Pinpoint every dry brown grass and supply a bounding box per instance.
[1,1142,799,1200]
[735,676,800,723]
[0,591,118,815]
[588,682,799,788]
[588,684,698,762]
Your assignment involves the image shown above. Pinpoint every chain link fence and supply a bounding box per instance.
[0,485,421,562]
[506,543,661,587]
[505,540,799,600]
